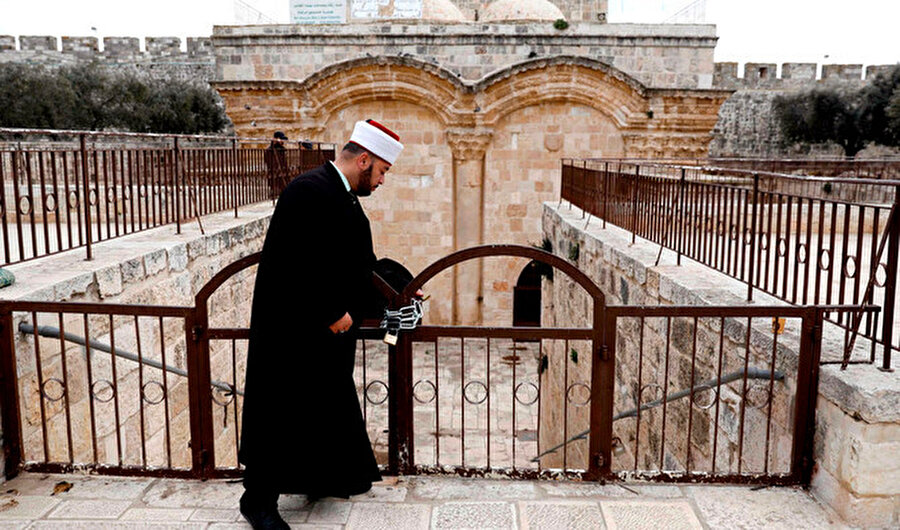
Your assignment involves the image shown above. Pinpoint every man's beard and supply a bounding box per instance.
[356,164,374,197]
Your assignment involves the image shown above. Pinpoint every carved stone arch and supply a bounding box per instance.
[476,56,651,129]
[296,56,474,128]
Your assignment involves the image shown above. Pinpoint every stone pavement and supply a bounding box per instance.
[0,472,848,529]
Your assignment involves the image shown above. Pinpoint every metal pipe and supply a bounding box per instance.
[531,367,784,462]
[18,322,241,396]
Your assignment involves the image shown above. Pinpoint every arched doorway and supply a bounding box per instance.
[512,261,542,327]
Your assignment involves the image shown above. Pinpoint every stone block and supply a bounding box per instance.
[94,265,123,298]
[432,502,515,529]
[146,37,181,56]
[781,62,816,80]
[61,37,98,55]
[346,503,430,529]
[822,64,863,81]
[0,35,18,51]
[187,37,213,56]
[103,37,140,56]
[120,257,145,285]
[53,272,95,300]
[167,244,188,272]
[19,36,57,51]
[46,499,132,519]
[143,248,168,277]
[601,500,702,529]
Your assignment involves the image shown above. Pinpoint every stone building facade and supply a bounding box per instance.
[210,17,730,326]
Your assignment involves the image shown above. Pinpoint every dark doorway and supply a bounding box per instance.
[513,261,542,327]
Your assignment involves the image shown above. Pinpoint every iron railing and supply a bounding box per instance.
[561,159,900,371]
[0,127,335,266]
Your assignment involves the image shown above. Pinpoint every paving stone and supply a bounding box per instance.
[277,494,313,511]
[352,485,408,502]
[141,478,243,509]
[685,486,842,529]
[306,500,352,524]
[46,499,132,519]
[0,522,28,529]
[7,475,152,500]
[520,500,606,529]
[120,507,193,520]
[411,477,536,500]
[539,481,633,498]
[626,485,686,498]
[345,502,431,529]
[31,522,207,529]
[189,508,241,521]
[600,500,702,530]
[432,502,516,529]
[0,495,60,519]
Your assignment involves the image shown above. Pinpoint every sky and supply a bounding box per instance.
[0,0,898,68]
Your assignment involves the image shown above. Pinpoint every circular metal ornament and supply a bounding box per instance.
[819,249,831,271]
[776,238,787,257]
[44,193,57,212]
[743,227,752,245]
[90,379,116,403]
[797,243,808,264]
[744,383,772,410]
[123,187,131,200]
[463,381,488,405]
[514,382,539,406]
[716,220,725,237]
[844,255,857,279]
[139,186,147,198]
[759,233,769,251]
[106,188,116,203]
[40,378,65,402]
[67,191,79,209]
[211,384,235,407]
[875,262,888,287]
[729,224,738,241]
[18,196,32,215]
[638,383,663,405]
[88,189,98,205]
[141,381,166,405]
[413,380,437,404]
[691,383,718,410]
[365,380,389,405]
[566,382,591,407]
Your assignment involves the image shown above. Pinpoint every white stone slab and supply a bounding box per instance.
[189,508,241,522]
[601,500,702,530]
[0,495,60,520]
[685,485,841,529]
[411,477,536,500]
[141,478,242,509]
[120,507,193,520]
[520,500,606,530]
[432,502,516,529]
[307,500,352,524]
[345,503,431,529]
[46,499,132,519]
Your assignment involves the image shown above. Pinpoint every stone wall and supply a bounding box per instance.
[0,35,214,83]
[0,208,270,475]
[542,202,900,527]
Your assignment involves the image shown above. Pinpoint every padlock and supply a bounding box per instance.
[383,329,398,346]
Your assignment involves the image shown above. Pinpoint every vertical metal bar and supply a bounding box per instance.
[826,201,838,305]
[486,337,491,469]
[0,152,11,264]
[879,187,900,370]
[109,315,123,467]
[24,152,38,259]
[634,316,644,473]
[460,338,465,468]
[813,199,825,304]
[602,162,608,229]
[388,325,414,474]
[773,195,784,295]
[659,317,671,470]
[865,207,880,338]
[57,313,74,464]
[511,339,516,470]
[686,316,698,474]
[79,135,93,260]
[631,166,639,244]
[37,151,51,255]
[711,316,725,475]
[49,152,63,251]
[763,316,778,474]
[589,304,614,480]
[186,306,215,477]
[434,339,440,466]
[92,146,102,243]
[174,138,181,235]
[362,339,368,424]
[133,316,147,469]
[562,338,568,471]
[791,309,822,483]
[802,198,814,304]
[736,318,752,474]
[747,175,760,300]
[11,149,25,262]
[232,339,240,463]
[159,316,172,469]
[102,151,111,240]
[677,169,686,265]
[536,338,542,472]
[83,314,98,464]
[31,312,50,462]
[838,204,852,318]
[0,306,23,477]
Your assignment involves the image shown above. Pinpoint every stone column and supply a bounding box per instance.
[447,129,492,325]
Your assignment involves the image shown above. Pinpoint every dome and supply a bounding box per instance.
[482,0,565,22]
[422,0,466,22]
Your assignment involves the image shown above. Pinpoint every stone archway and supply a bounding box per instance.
[214,56,729,325]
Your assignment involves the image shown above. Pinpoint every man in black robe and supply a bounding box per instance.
[239,120,404,529]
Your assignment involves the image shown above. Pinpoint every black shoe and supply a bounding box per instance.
[240,494,290,530]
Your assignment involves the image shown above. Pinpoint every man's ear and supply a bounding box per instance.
[357,151,370,169]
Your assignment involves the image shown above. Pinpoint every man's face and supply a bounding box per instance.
[356,153,391,197]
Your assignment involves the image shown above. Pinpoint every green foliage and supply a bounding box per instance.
[773,65,900,157]
[570,348,578,364]
[568,241,580,262]
[539,354,549,375]
[553,19,569,30]
[0,62,228,134]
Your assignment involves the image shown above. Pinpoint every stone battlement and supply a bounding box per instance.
[714,61,896,89]
[0,35,214,60]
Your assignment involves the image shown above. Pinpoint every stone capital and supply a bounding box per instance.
[446,128,493,161]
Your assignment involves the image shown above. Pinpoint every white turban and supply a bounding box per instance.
[349,120,404,165]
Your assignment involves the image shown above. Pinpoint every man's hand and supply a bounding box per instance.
[329,312,353,334]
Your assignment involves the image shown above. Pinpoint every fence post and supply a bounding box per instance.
[184,309,216,478]
[79,134,93,260]
[588,304,614,481]
[747,174,760,301]
[677,168,686,266]
[173,137,182,235]
[0,305,22,479]
[880,186,900,371]
[791,308,823,484]
[602,162,608,229]
[631,165,639,244]
[388,324,415,474]
[232,139,239,218]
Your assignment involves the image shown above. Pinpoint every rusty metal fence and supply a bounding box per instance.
[0,128,335,266]
[0,246,873,486]
[561,159,900,372]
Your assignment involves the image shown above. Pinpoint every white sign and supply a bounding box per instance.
[290,0,347,24]
[351,0,422,19]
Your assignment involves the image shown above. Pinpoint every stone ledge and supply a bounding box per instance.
[545,202,899,425]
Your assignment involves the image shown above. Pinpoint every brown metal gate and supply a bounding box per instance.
[0,245,861,484]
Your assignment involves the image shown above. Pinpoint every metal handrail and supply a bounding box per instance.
[531,367,784,462]
[18,322,241,396]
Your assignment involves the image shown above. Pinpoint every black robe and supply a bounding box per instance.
[239,162,381,497]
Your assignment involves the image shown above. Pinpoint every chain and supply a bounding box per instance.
[380,299,424,345]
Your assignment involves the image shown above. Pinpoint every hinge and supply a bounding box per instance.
[600,345,609,361]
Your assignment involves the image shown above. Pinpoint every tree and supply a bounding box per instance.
[0,62,229,134]
[774,65,900,157]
